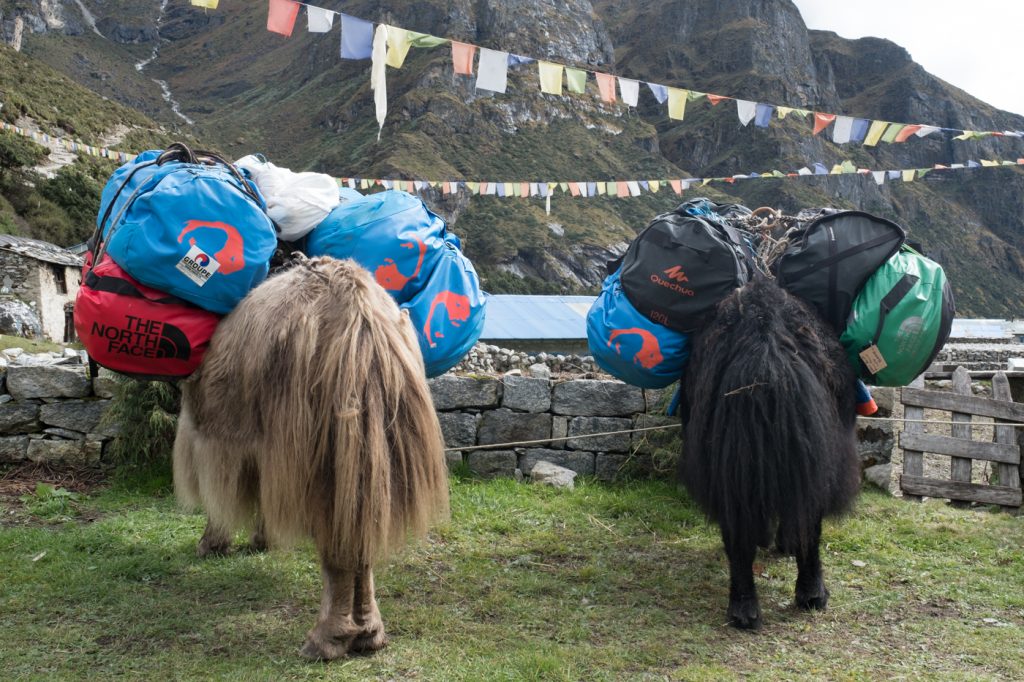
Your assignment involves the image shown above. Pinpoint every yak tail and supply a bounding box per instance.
[680,278,859,553]
[176,257,449,569]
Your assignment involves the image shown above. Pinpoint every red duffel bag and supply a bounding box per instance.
[74,252,222,380]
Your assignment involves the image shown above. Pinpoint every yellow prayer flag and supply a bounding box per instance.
[701,178,712,186]
[466,182,479,194]
[649,180,660,193]
[538,62,564,95]
[191,0,219,8]
[503,182,513,196]
[863,120,889,147]
[667,88,688,120]
[777,106,794,119]
[385,26,412,68]
[902,170,915,182]
[595,182,606,195]
[980,159,998,167]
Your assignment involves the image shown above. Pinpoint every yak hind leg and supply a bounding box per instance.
[794,519,829,611]
[348,567,388,654]
[722,527,761,630]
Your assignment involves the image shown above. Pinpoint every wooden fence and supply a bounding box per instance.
[899,367,1023,509]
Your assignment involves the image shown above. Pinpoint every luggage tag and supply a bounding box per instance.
[859,344,888,375]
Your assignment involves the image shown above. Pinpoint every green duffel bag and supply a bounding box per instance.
[840,246,954,386]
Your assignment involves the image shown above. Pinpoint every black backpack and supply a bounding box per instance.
[615,200,757,333]
[775,211,906,331]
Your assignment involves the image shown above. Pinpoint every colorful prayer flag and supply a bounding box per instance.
[340,14,373,59]
[667,88,688,120]
[538,62,564,95]
[267,0,301,37]
[476,48,509,93]
[881,123,906,143]
[754,103,774,128]
[191,0,219,8]
[647,82,668,104]
[385,26,412,68]
[306,6,333,33]
[832,116,854,144]
[618,78,640,106]
[863,120,889,146]
[812,113,836,136]
[452,41,476,75]
[595,73,617,103]
[565,68,587,94]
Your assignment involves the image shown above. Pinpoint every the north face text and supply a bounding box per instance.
[90,315,191,360]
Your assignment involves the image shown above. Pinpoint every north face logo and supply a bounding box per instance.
[662,266,689,282]
[90,315,192,360]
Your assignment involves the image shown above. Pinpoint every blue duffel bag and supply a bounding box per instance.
[305,190,451,304]
[587,270,690,388]
[400,237,487,377]
[95,143,278,315]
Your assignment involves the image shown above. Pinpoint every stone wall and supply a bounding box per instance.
[0,354,897,477]
[0,350,118,466]
[431,374,677,481]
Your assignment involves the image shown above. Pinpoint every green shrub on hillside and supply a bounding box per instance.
[102,378,181,467]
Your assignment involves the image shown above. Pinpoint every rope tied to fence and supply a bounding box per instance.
[444,414,1024,453]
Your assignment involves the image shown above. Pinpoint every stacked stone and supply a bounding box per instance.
[0,348,118,466]
[431,373,674,481]
[453,343,601,376]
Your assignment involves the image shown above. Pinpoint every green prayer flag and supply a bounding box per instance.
[565,68,587,94]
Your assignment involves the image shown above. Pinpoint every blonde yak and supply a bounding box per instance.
[173,256,449,660]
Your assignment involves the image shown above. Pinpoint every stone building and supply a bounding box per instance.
[0,235,83,343]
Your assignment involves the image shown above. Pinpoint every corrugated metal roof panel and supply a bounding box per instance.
[481,294,596,340]
[480,295,1019,343]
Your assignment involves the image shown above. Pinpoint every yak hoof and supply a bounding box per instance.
[796,584,830,611]
[196,536,232,558]
[299,632,353,662]
[728,596,762,630]
[348,627,389,654]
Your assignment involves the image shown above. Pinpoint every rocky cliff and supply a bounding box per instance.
[2,0,1023,315]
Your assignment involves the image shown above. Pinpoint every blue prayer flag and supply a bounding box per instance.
[754,103,775,127]
[813,163,828,175]
[850,118,870,143]
[647,82,668,104]
[340,14,373,59]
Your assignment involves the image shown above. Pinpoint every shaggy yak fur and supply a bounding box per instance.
[173,256,449,660]
[680,277,860,630]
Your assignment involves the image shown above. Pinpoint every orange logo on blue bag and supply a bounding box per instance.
[423,291,471,348]
[375,238,427,291]
[608,328,664,369]
[178,220,246,275]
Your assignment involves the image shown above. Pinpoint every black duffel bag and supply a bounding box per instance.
[775,210,905,331]
[615,200,756,333]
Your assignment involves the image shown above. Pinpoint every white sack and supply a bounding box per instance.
[235,154,340,241]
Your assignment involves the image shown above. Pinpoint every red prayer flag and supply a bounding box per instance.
[616,181,629,197]
[451,42,476,76]
[267,0,300,37]
[707,94,726,106]
[813,113,837,136]
[894,124,922,142]
[595,73,617,103]
[520,182,530,197]
[568,182,581,197]
[670,179,682,194]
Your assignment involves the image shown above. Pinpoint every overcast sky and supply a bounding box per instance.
[790,0,1024,117]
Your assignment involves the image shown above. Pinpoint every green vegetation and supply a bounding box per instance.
[0,333,71,354]
[101,378,181,467]
[1,470,1022,680]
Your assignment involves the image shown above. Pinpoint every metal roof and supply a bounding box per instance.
[481,295,1022,342]
[0,235,83,268]
[481,294,596,340]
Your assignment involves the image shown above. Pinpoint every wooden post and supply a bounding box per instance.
[901,374,926,502]
[992,372,1022,510]
[949,367,974,500]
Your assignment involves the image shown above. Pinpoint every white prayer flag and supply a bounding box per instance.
[832,116,854,144]
[307,7,334,33]
[618,78,640,107]
[371,25,387,141]
[872,171,886,185]
[476,48,509,93]
[736,100,757,126]
[626,180,641,196]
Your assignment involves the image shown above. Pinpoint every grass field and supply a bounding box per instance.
[1,466,1022,681]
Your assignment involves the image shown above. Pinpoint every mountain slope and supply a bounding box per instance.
[3,0,1024,315]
